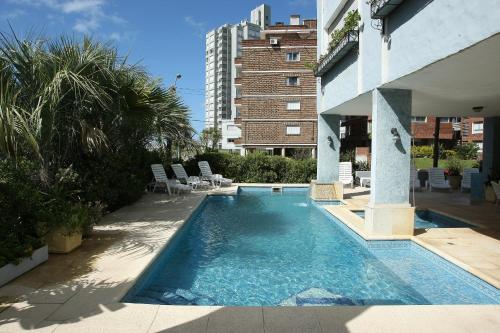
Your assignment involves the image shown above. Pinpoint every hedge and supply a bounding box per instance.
[180,152,317,184]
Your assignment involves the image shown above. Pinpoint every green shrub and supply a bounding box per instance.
[181,152,316,184]
[0,160,48,266]
[455,143,479,160]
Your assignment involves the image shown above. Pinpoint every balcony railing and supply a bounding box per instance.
[370,0,405,19]
[315,30,359,77]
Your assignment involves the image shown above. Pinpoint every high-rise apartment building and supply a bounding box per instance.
[204,5,268,152]
[250,4,271,30]
[235,17,318,157]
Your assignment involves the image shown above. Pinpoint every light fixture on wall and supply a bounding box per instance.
[391,128,401,143]
[327,135,334,148]
[472,106,484,113]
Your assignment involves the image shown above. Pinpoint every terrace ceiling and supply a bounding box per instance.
[326,32,500,117]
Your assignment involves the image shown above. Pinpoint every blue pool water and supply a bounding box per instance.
[354,210,475,229]
[124,187,499,306]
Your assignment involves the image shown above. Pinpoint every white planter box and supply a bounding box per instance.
[0,245,48,287]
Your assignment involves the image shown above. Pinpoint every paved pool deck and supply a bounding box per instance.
[0,186,499,332]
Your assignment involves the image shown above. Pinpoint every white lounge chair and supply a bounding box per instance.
[428,168,451,191]
[171,164,210,189]
[461,168,479,192]
[410,164,421,191]
[491,181,500,206]
[198,161,233,187]
[151,164,191,195]
[355,170,371,187]
[339,162,354,188]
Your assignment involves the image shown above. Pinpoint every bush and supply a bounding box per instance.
[411,145,434,158]
[181,152,316,184]
[0,160,48,266]
[455,143,479,160]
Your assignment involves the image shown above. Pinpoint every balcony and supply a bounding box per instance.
[234,77,242,85]
[315,30,359,77]
[370,0,405,19]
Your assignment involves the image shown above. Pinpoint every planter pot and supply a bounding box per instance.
[485,185,496,203]
[47,230,82,254]
[0,245,48,287]
[448,175,462,190]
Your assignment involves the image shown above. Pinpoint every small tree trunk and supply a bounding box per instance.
[433,117,441,168]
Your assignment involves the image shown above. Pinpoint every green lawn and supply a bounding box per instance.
[413,158,478,170]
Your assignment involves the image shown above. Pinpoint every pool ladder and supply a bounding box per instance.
[272,186,283,194]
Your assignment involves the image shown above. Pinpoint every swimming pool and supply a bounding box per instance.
[353,210,475,229]
[124,187,499,306]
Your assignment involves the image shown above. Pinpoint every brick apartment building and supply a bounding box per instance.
[234,16,317,157]
[461,117,484,151]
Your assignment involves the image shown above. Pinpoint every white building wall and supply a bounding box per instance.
[317,0,500,114]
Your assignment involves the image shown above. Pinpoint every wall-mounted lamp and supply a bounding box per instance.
[391,128,401,143]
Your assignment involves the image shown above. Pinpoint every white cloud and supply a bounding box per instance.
[184,16,206,37]
[0,8,26,20]
[6,0,126,34]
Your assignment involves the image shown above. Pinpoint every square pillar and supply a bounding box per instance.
[281,147,286,157]
[312,114,343,200]
[482,117,500,182]
[365,89,414,236]
[317,114,341,183]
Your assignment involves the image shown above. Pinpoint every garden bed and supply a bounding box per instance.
[0,245,48,287]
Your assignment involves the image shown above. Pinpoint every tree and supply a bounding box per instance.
[200,128,222,151]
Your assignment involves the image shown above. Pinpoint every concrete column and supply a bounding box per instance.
[317,114,341,183]
[312,148,317,159]
[281,148,286,157]
[365,88,414,236]
[311,114,343,200]
[482,117,500,182]
[240,148,246,157]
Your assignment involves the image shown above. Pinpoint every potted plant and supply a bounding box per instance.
[446,156,463,190]
[45,167,90,253]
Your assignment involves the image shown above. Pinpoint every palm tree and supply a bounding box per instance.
[0,31,194,183]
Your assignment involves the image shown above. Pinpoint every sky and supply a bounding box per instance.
[0,0,317,134]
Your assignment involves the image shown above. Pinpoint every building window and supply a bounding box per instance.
[286,77,300,86]
[286,101,301,111]
[472,122,484,134]
[286,52,300,62]
[476,142,483,152]
[227,138,236,143]
[286,126,301,135]
[440,117,460,123]
[411,116,427,123]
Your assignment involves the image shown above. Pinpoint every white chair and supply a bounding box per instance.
[410,164,421,191]
[171,164,210,189]
[355,170,371,187]
[151,164,191,195]
[461,168,479,192]
[198,161,233,187]
[339,162,354,188]
[491,181,500,206]
[428,168,451,191]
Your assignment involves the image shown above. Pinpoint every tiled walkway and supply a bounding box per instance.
[0,187,499,332]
